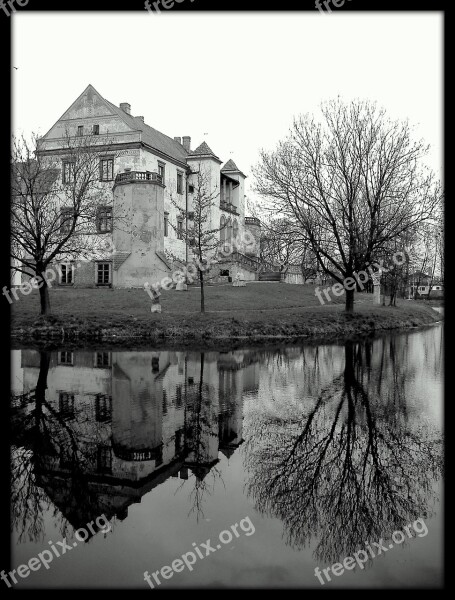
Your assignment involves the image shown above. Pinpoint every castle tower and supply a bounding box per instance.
[112,171,171,288]
[243,216,261,258]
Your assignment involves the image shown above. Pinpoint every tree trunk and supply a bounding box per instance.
[38,275,51,315]
[36,351,51,403]
[345,289,354,313]
[199,270,205,313]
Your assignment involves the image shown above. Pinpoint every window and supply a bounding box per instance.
[188,211,194,221]
[233,219,238,243]
[62,161,75,184]
[164,211,169,237]
[58,351,73,365]
[177,217,183,240]
[77,125,84,136]
[100,158,114,181]
[60,263,73,285]
[60,207,73,234]
[95,352,110,367]
[162,389,167,415]
[188,184,194,194]
[175,428,184,454]
[177,172,184,194]
[96,206,113,233]
[158,162,165,183]
[93,124,100,135]
[225,218,232,250]
[97,446,112,474]
[97,262,111,285]
[95,394,112,422]
[59,392,75,419]
[220,216,226,245]
[176,384,183,408]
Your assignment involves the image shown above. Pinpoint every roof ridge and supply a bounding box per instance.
[103,97,188,164]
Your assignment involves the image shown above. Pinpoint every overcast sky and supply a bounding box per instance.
[12,11,443,207]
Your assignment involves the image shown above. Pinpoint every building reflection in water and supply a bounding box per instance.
[11,349,259,541]
[11,330,443,568]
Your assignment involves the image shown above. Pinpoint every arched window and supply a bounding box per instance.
[220,215,226,244]
[233,219,238,245]
[226,218,232,249]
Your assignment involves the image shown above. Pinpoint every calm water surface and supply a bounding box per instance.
[10,323,443,588]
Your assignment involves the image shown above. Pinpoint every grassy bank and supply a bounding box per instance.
[10,283,442,348]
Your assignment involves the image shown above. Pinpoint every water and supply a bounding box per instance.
[9,323,443,589]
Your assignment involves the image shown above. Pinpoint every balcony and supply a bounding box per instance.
[115,171,163,185]
[245,216,260,226]
[220,200,239,215]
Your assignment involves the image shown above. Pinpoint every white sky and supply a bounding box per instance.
[12,11,443,207]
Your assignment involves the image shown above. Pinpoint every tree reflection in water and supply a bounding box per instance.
[11,336,442,565]
[243,338,443,564]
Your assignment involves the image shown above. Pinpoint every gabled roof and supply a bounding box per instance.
[189,141,220,160]
[103,98,188,164]
[42,84,189,166]
[221,159,239,172]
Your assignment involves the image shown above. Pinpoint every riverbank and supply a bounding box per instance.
[10,283,442,348]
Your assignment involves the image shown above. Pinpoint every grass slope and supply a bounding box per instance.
[10,282,442,346]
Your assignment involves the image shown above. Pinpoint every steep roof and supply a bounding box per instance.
[103,98,188,164]
[189,141,220,160]
[41,84,189,165]
[222,157,246,178]
[221,159,239,172]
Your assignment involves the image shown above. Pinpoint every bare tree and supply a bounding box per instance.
[11,132,117,315]
[169,165,225,313]
[254,99,442,312]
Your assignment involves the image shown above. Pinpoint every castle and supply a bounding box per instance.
[36,84,262,288]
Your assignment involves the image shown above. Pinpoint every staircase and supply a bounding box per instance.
[258,271,282,282]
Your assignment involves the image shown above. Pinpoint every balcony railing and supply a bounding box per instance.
[115,171,163,184]
[220,200,239,215]
[244,216,260,226]
[112,444,161,462]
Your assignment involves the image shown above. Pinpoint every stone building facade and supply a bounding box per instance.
[35,84,261,288]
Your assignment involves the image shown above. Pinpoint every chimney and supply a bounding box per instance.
[174,136,182,144]
[136,116,144,122]
[120,102,131,115]
[182,136,191,152]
